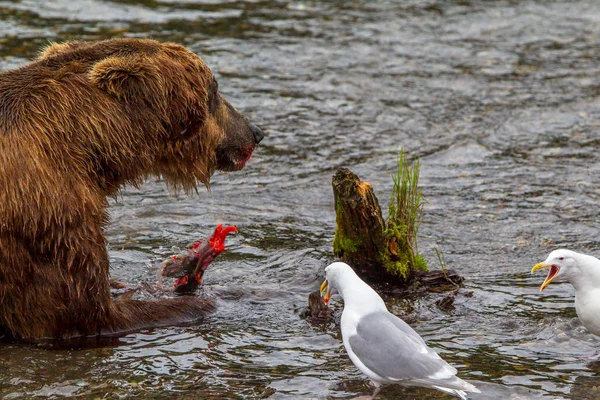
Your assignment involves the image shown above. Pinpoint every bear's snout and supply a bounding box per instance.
[249,123,265,144]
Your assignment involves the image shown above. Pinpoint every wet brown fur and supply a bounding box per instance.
[0,38,259,341]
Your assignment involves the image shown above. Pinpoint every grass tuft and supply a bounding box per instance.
[383,150,428,278]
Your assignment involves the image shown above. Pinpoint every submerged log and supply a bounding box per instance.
[300,290,333,322]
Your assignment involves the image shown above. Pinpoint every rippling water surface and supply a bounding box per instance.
[2,0,600,399]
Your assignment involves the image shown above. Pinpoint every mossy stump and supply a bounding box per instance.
[332,167,463,289]
[332,167,394,281]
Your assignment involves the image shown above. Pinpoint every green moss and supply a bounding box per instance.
[335,197,344,217]
[387,262,410,279]
[414,254,429,271]
[333,230,361,254]
[333,190,362,255]
[381,252,428,279]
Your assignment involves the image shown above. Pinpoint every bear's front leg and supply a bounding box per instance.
[0,225,115,340]
[0,223,215,341]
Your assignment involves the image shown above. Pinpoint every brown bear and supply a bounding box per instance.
[0,38,264,342]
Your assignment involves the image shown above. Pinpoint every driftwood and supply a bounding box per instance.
[300,290,333,322]
[332,167,463,290]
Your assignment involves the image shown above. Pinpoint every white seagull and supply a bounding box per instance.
[320,262,480,399]
[532,249,600,336]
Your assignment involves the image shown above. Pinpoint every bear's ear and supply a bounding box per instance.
[89,56,165,103]
[38,41,83,60]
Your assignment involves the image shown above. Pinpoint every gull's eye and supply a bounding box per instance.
[558,257,565,261]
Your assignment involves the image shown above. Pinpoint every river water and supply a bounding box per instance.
[2,0,600,399]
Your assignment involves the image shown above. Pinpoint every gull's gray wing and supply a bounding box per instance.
[348,311,457,383]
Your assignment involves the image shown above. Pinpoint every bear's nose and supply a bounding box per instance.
[250,123,265,144]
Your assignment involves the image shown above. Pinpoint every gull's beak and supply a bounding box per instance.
[320,279,331,304]
[531,262,560,292]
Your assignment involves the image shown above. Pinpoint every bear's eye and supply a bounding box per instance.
[208,79,220,114]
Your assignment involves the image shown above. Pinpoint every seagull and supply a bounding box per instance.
[320,262,480,399]
[532,249,600,336]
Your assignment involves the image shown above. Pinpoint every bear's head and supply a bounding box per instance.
[38,39,264,191]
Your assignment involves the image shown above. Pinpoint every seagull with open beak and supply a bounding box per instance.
[532,249,600,337]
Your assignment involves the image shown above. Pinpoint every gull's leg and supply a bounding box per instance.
[351,381,380,400]
[371,383,381,399]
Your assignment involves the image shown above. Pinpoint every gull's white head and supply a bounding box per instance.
[319,262,356,304]
[531,249,587,291]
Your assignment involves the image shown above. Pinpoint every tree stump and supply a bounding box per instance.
[332,167,463,289]
[332,168,390,280]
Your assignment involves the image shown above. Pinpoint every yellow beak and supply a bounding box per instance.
[320,279,331,304]
[531,262,559,292]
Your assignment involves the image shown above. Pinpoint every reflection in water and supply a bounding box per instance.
[1,0,600,398]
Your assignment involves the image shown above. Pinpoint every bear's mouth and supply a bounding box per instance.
[234,146,255,170]
[217,144,255,172]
